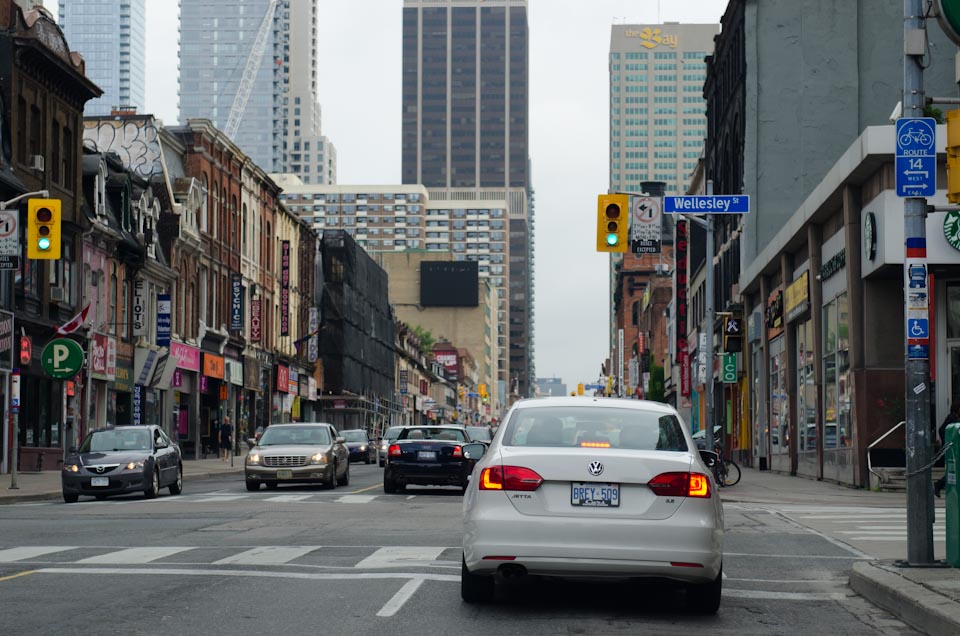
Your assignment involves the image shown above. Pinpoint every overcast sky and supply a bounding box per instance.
[49,0,729,390]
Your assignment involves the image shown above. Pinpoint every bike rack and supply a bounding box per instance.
[867,420,905,484]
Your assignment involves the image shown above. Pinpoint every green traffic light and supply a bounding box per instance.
[38,237,51,251]
[606,233,619,246]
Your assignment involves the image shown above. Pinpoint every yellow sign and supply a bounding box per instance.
[625,27,678,49]
[784,271,810,322]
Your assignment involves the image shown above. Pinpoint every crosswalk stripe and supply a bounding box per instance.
[75,547,194,564]
[848,536,946,541]
[355,546,446,569]
[192,495,249,503]
[212,546,321,566]
[839,530,946,535]
[266,495,314,502]
[337,495,377,504]
[0,547,74,562]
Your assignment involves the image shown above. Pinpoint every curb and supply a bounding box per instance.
[0,468,244,505]
[849,561,960,636]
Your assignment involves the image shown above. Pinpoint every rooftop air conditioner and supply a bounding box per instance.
[29,155,44,172]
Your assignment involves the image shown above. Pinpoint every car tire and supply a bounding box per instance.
[168,465,183,495]
[341,462,350,486]
[63,492,78,504]
[246,480,260,491]
[379,460,385,468]
[365,453,372,464]
[384,476,397,494]
[686,569,722,615]
[325,463,339,489]
[144,469,160,499]
[461,555,494,603]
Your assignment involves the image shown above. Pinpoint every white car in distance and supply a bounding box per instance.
[460,396,724,613]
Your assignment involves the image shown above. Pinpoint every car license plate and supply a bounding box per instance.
[417,451,436,461]
[276,469,293,479]
[90,477,109,487]
[571,482,620,507]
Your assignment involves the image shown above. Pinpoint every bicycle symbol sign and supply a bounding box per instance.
[896,117,936,197]
[896,118,936,155]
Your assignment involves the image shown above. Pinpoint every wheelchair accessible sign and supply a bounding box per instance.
[896,117,936,197]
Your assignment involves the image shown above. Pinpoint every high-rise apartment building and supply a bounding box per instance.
[402,0,534,399]
[58,0,146,115]
[179,0,335,178]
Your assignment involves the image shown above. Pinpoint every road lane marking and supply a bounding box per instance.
[355,546,446,569]
[848,536,946,541]
[266,495,314,502]
[0,547,75,562]
[213,546,322,566]
[350,484,383,494]
[0,570,36,582]
[406,495,416,500]
[723,590,847,601]
[337,495,377,504]
[722,552,861,559]
[376,578,424,617]
[726,577,847,584]
[34,567,459,582]
[193,495,249,503]
[76,547,194,564]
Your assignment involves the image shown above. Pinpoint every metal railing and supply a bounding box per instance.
[866,420,905,483]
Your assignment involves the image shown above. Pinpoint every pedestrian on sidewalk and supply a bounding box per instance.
[220,416,232,462]
[934,401,960,497]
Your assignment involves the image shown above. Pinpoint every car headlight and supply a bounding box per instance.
[63,463,79,473]
[359,445,367,452]
[125,461,145,470]
[310,452,328,465]
[246,453,261,465]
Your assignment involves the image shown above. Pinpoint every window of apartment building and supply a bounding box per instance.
[200,265,209,326]
[109,268,118,335]
[121,279,129,340]
[654,51,676,59]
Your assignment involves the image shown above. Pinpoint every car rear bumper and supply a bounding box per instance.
[386,462,469,486]
[464,495,722,583]
[245,464,332,483]
[62,472,148,496]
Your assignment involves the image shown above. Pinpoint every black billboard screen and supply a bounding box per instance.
[420,261,479,307]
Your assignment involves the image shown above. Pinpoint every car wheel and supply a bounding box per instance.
[461,555,494,603]
[379,460,385,468]
[384,476,397,494]
[246,480,260,492]
[686,568,722,615]
[326,463,339,489]
[63,492,78,504]
[341,462,350,486]
[365,453,372,464]
[144,469,160,499]
[168,465,183,495]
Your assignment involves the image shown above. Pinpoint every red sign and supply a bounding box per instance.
[680,351,690,397]
[433,350,459,381]
[250,298,261,342]
[638,332,646,353]
[276,364,289,393]
[18,335,31,366]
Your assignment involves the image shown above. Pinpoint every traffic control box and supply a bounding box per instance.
[947,423,960,567]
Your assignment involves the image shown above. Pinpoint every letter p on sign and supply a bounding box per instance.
[53,344,69,370]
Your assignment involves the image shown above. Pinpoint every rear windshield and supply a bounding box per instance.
[398,428,468,442]
[466,427,492,442]
[502,407,688,451]
[383,427,403,439]
[340,430,367,442]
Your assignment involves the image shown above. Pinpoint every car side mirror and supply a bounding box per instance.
[246,438,257,449]
[336,437,346,444]
[155,440,168,450]
[462,443,487,460]
[699,450,718,467]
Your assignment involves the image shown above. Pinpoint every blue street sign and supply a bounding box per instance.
[467,392,480,398]
[908,344,930,360]
[896,117,936,198]
[664,195,750,214]
[585,384,603,391]
[908,318,929,339]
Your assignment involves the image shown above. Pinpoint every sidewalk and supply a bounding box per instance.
[0,457,244,504]
[723,466,960,636]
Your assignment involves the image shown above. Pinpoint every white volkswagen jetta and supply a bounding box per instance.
[461,396,724,613]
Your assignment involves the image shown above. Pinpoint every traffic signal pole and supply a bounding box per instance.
[704,181,716,455]
[903,0,935,565]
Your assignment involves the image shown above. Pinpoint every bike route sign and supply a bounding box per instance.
[896,117,936,198]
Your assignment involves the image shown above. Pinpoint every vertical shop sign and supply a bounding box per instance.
[156,294,171,346]
[250,298,261,342]
[132,278,146,336]
[230,273,243,332]
[132,384,142,426]
[308,307,319,362]
[280,240,290,336]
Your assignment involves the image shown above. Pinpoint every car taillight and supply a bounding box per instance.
[479,466,543,491]
[452,445,463,458]
[648,472,711,498]
[388,444,402,457]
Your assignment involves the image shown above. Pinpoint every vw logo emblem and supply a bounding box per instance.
[95,466,105,473]
[588,461,604,477]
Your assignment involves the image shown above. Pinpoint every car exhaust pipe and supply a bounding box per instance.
[498,563,527,579]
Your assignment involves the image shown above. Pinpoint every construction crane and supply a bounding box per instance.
[223,0,281,140]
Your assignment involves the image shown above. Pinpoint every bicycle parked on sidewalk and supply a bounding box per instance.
[710,443,741,487]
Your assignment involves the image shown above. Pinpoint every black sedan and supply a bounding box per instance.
[383,426,474,494]
[61,426,183,503]
[340,429,375,463]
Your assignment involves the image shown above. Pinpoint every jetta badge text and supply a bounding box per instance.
[588,461,604,477]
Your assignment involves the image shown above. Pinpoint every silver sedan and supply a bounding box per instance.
[460,397,724,613]
[244,423,350,490]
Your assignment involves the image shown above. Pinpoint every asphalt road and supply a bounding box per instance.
[0,463,920,635]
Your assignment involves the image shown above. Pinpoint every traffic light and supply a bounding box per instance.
[577,383,584,396]
[948,109,960,204]
[27,198,61,259]
[596,194,629,252]
[479,383,488,404]
[458,385,466,400]
[723,315,743,352]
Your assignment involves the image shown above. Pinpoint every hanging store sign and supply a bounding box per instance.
[230,273,243,332]
[203,353,225,380]
[132,384,142,426]
[276,364,289,393]
[784,272,810,323]
[156,294,171,347]
[0,310,13,371]
[250,298,262,342]
[132,279,146,336]
[170,341,201,372]
[280,240,290,337]
[90,333,116,381]
[308,307,319,363]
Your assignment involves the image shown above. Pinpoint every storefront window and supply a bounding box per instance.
[798,319,817,452]
[947,284,960,339]
[769,336,788,455]
[823,294,851,449]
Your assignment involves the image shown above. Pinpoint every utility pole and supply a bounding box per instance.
[903,0,934,565]
[703,180,716,455]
